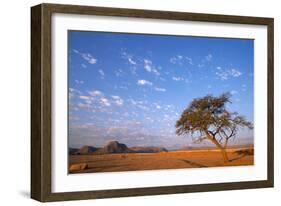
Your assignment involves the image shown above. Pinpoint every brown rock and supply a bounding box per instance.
[69,163,88,172]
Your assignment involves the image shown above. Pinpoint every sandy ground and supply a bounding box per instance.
[69,148,254,173]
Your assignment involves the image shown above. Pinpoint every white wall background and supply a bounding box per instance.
[0,0,279,205]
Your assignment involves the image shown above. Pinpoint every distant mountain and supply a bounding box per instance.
[70,141,168,155]
[176,146,195,151]
[130,146,168,153]
[76,145,100,155]
[70,142,254,155]
[69,148,79,155]
[95,141,131,154]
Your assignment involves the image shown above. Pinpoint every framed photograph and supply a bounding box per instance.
[31,3,274,202]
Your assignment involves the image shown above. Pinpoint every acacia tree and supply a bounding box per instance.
[175,93,253,162]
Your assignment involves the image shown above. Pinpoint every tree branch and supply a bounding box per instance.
[193,136,207,143]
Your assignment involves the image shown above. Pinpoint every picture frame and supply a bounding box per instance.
[31,3,274,202]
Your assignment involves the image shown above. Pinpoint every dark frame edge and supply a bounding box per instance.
[31,4,43,202]
[43,180,272,202]
[42,3,273,25]
[267,19,274,187]
[31,3,274,202]
[31,4,53,202]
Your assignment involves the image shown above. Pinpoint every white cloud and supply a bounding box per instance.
[81,64,87,68]
[137,105,149,111]
[69,88,82,99]
[155,87,166,92]
[215,67,242,80]
[82,53,97,64]
[128,98,150,111]
[229,68,242,77]
[172,76,184,81]
[205,54,212,61]
[145,116,154,122]
[215,71,229,80]
[119,85,128,90]
[111,95,120,99]
[115,99,124,106]
[73,49,97,64]
[99,69,105,76]
[79,95,90,100]
[100,98,111,107]
[128,58,136,65]
[73,49,79,54]
[111,95,124,106]
[154,103,162,109]
[85,100,92,104]
[121,52,139,75]
[75,80,84,84]
[122,52,137,65]
[144,59,152,72]
[137,79,153,86]
[129,99,137,105]
[143,59,160,75]
[69,88,81,94]
[114,69,124,77]
[170,55,193,66]
[185,78,191,83]
[195,54,212,68]
[88,90,103,96]
[98,69,105,78]
[185,57,193,65]
[230,90,238,95]
[77,102,90,109]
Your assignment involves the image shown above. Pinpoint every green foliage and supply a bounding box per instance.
[175,93,253,147]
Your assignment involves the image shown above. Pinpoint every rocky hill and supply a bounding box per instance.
[70,141,168,155]
[130,146,167,153]
[95,141,131,154]
[75,145,100,155]
[69,148,79,155]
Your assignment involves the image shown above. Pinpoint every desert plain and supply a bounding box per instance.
[69,142,254,173]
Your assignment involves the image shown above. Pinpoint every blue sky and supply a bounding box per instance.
[68,31,254,149]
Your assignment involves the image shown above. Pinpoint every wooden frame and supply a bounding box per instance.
[31,3,274,202]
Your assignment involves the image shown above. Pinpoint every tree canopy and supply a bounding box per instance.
[175,93,253,162]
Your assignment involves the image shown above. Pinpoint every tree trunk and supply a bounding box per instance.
[220,147,229,163]
[205,131,229,163]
